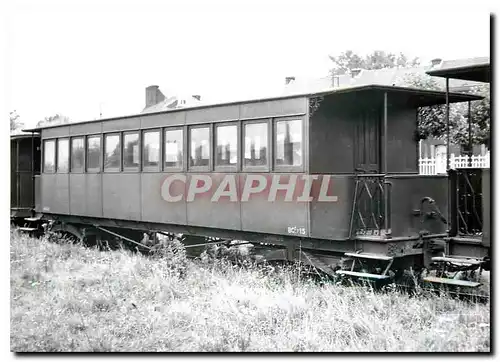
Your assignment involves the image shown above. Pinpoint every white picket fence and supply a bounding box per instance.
[419,153,490,175]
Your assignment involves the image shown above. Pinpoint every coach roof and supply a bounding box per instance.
[23,84,483,132]
[426,59,490,83]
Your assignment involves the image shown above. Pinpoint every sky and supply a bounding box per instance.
[2,0,493,129]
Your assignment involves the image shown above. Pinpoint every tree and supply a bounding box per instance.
[395,72,490,148]
[36,114,70,128]
[328,50,366,75]
[393,72,447,142]
[468,84,490,148]
[329,50,420,75]
[10,110,23,131]
[329,50,490,148]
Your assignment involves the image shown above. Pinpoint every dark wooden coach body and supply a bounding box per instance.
[26,84,480,265]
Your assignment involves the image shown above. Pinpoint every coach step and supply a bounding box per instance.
[344,252,393,261]
[431,256,483,267]
[336,270,390,280]
[423,276,481,288]
[24,214,43,222]
[18,227,38,232]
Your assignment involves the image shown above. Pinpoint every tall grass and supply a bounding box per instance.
[10,230,490,352]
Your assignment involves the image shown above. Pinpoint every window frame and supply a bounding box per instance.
[103,132,122,173]
[188,124,211,172]
[122,130,141,172]
[43,139,56,174]
[142,129,161,172]
[70,136,85,173]
[214,121,239,172]
[86,134,102,173]
[56,138,70,174]
[163,126,185,172]
[273,117,304,172]
[241,119,270,172]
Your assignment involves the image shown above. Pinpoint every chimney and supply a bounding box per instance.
[431,58,442,67]
[332,75,340,87]
[145,85,166,108]
[285,76,295,85]
[351,68,362,78]
[192,95,201,101]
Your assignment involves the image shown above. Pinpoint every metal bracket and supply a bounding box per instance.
[308,96,324,117]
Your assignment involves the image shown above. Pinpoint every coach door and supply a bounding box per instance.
[353,107,381,173]
[351,107,384,236]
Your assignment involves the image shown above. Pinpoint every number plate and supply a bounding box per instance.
[287,226,307,236]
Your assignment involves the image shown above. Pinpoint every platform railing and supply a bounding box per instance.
[349,173,390,238]
[449,168,483,237]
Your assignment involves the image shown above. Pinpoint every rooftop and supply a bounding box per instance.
[23,84,482,132]
[283,57,489,96]
[141,94,204,114]
[426,57,490,82]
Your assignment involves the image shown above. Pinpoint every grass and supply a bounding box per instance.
[10,229,490,352]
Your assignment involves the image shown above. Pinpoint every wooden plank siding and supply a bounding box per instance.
[38,96,311,238]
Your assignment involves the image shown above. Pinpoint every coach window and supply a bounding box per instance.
[164,128,183,169]
[274,119,302,168]
[189,126,210,170]
[71,137,84,172]
[123,132,140,171]
[215,124,237,169]
[243,121,268,169]
[57,138,69,173]
[143,130,160,170]
[104,133,121,171]
[87,135,101,172]
[43,140,56,173]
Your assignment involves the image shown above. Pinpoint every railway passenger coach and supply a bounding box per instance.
[16,81,489,285]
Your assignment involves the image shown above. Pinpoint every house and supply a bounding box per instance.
[283,56,489,158]
[142,85,203,114]
[283,57,488,94]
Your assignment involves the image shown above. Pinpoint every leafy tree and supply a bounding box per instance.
[468,84,490,148]
[10,110,23,131]
[329,50,489,148]
[396,52,419,68]
[394,72,447,142]
[329,50,366,75]
[395,72,490,148]
[36,114,70,128]
[329,50,420,75]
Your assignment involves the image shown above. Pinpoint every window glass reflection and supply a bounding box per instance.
[244,122,267,167]
[275,120,302,166]
[190,127,209,167]
[216,125,237,166]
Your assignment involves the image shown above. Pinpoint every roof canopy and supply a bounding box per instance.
[10,130,37,140]
[315,85,482,108]
[426,62,490,83]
